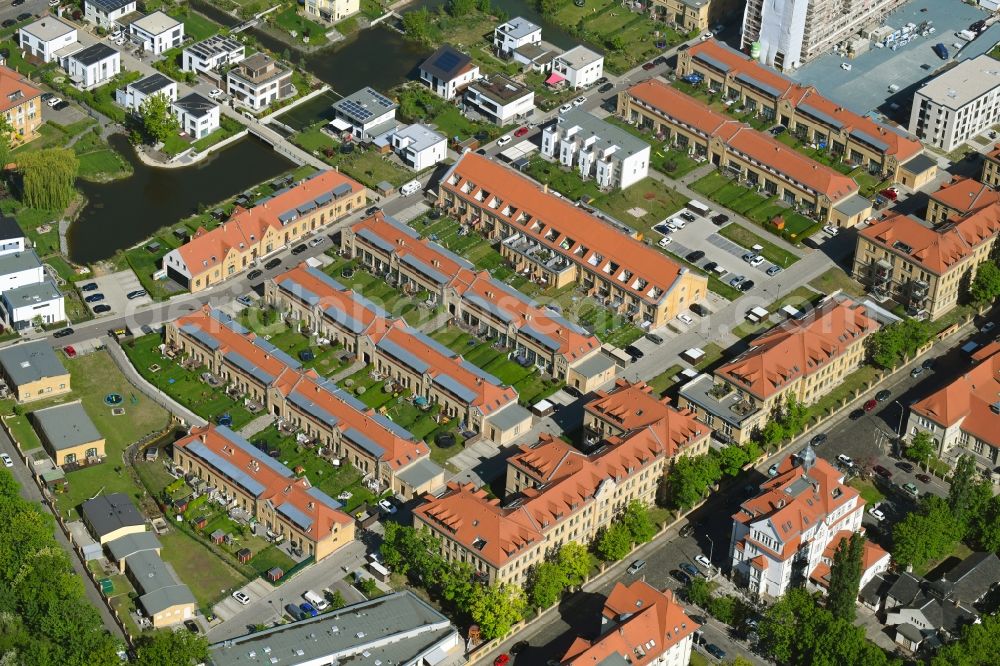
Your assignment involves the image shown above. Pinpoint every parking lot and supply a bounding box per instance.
[788,0,991,119]
[77,269,152,317]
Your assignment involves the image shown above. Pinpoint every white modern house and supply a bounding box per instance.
[0,251,45,292]
[117,72,177,113]
[19,17,77,63]
[542,109,650,190]
[418,45,481,100]
[908,54,1000,152]
[493,17,541,58]
[330,86,398,141]
[463,75,534,125]
[2,278,65,330]
[64,43,120,90]
[84,0,137,29]
[304,0,359,23]
[129,11,184,56]
[181,34,245,74]
[225,53,294,112]
[551,45,604,89]
[0,218,26,258]
[171,92,220,140]
[390,124,447,170]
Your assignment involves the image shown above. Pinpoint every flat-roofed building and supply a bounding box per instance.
[173,424,354,561]
[331,86,398,141]
[389,123,446,170]
[438,152,708,329]
[552,45,603,89]
[910,55,1000,153]
[166,306,444,499]
[618,79,866,225]
[32,401,105,467]
[84,0,137,28]
[81,493,146,544]
[0,339,70,402]
[494,16,541,57]
[680,298,876,443]
[542,108,650,189]
[206,591,463,666]
[226,53,294,112]
[852,206,1000,319]
[0,217,26,257]
[463,75,534,125]
[676,40,928,186]
[182,34,245,74]
[124,549,196,628]
[340,214,615,393]
[19,17,77,63]
[129,11,183,55]
[304,0,359,24]
[162,170,364,292]
[3,277,65,330]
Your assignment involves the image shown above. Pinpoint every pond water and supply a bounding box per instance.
[69,134,294,264]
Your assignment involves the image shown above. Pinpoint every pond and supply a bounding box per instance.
[69,134,294,264]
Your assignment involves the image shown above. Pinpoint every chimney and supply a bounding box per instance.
[543,183,549,194]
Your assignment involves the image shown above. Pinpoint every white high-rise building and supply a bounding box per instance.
[909,55,1000,152]
[741,0,908,71]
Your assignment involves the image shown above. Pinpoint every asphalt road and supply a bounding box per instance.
[0,0,48,25]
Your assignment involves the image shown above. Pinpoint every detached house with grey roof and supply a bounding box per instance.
[331,86,397,141]
[0,339,69,402]
[84,0,137,28]
[117,72,177,113]
[64,43,120,90]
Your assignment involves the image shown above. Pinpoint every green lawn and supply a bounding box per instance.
[42,71,142,124]
[169,8,219,41]
[236,308,354,377]
[395,86,505,142]
[193,116,244,152]
[294,126,337,153]
[323,258,442,326]
[718,223,800,268]
[271,7,329,46]
[158,529,249,611]
[911,541,974,578]
[849,478,885,506]
[330,148,414,188]
[807,365,880,422]
[5,414,41,450]
[604,117,701,178]
[809,266,866,299]
[595,178,688,232]
[73,128,131,181]
[647,364,683,396]
[525,159,604,202]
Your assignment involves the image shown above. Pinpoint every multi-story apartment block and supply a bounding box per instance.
[226,53,294,112]
[341,213,616,393]
[618,80,867,225]
[438,152,709,329]
[650,0,713,32]
[852,206,1000,319]
[907,343,1000,474]
[304,0,359,23]
[675,41,931,188]
[162,170,364,292]
[493,16,541,57]
[559,582,698,666]
[415,381,708,586]
[680,298,876,443]
[173,424,355,561]
[730,448,888,598]
[166,307,444,500]
[910,55,1000,153]
[542,109,650,190]
[926,177,1000,225]
[741,0,908,71]
[0,65,42,145]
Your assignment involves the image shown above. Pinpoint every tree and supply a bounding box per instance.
[717,444,750,476]
[133,631,208,666]
[868,319,931,369]
[439,561,476,610]
[608,35,626,51]
[401,8,432,43]
[447,0,476,16]
[665,453,721,509]
[969,494,1000,552]
[328,589,346,610]
[708,595,737,624]
[893,495,964,569]
[947,454,991,534]
[968,260,1000,306]
[827,532,865,622]
[621,500,657,544]
[469,583,527,640]
[138,93,179,144]
[596,523,633,561]
[476,0,491,12]
[0,113,13,175]
[932,614,1000,666]
[528,561,566,608]
[904,431,936,467]
[17,148,78,211]
[557,542,591,588]
[686,577,714,608]
[538,0,562,16]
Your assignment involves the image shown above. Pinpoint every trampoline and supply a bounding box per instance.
[104,393,123,406]
[217,413,233,427]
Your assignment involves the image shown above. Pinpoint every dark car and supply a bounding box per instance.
[53,327,74,338]
[706,644,727,660]
[247,269,263,281]
[291,243,308,255]
[598,82,614,93]
[849,408,865,420]
[126,289,146,300]
[686,250,705,262]
[510,641,528,655]
[645,333,664,345]
[922,357,935,370]
[12,0,24,5]
[769,125,786,136]
[671,569,692,585]
[738,279,755,291]
[85,293,105,303]
[299,602,318,618]
[642,61,656,70]
[690,303,710,316]
[873,465,893,480]
[703,261,718,272]
[265,257,282,270]
[183,619,200,634]
[896,461,914,473]
[285,603,306,621]
[80,282,99,292]
[1,19,16,28]
[809,433,827,447]
[93,304,111,314]
[679,562,700,578]
[16,12,31,21]
[679,523,695,537]
[624,345,644,361]
[863,398,878,412]
[875,389,891,402]
[916,473,932,483]
[53,100,69,110]
[711,213,729,225]
[679,211,697,222]
[365,206,381,216]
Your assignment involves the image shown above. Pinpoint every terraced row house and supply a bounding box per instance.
[263,262,534,445]
[340,212,617,393]
[680,298,877,444]
[437,152,708,330]
[413,380,709,586]
[166,306,445,500]
[673,39,934,189]
[163,170,365,293]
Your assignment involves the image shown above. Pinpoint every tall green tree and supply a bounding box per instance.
[717,444,750,476]
[621,500,657,544]
[868,319,931,369]
[947,454,990,533]
[0,114,13,174]
[932,612,1000,666]
[138,93,180,144]
[527,561,566,609]
[665,453,722,509]
[469,583,527,640]
[133,631,208,666]
[904,431,936,466]
[968,260,1000,306]
[686,577,714,607]
[17,148,78,211]
[439,561,476,610]
[827,532,865,622]
[893,495,963,569]
[447,0,476,16]
[596,523,633,561]
[557,542,591,587]
[401,8,432,43]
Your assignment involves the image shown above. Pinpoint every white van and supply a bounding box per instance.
[400,179,421,197]
[670,216,687,229]
[303,589,329,611]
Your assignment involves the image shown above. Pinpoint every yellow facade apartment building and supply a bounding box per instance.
[0,65,42,145]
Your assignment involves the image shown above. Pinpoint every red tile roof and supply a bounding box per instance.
[0,65,41,114]
[716,299,876,400]
[442,152,696,305]
[911,345,1000,448]
[930,177,1000,216]
[274,263,385,335]
[812,530,889,588]
[859,205,1000,274]
[174,424,351,542]
[562,583,698,665]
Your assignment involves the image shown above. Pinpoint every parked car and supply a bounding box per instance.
[711,213,729,225]
[672,569,691,585]
[309,236,324,247]
[875,389,892,402]
[265,257,282,270]
[183,619,200,634]
[1,453,12,468]
[291,243,308,255]
[981,321,996,333]
[690,303,710,316]
[873,465,893,479]
[677,313,694,325]
[822,224,840,236]
[285,603,306,621]
[748,255,765,267]
[378,498,396,514]
[766,265,782,276]
[626,559,647,574]
[514,126,529,138]
[738,279,755,292]
[810,433,827,446]
[208,88,224,99]
[896,461,914,473]
[624,345,644,361]
[53,327,74,338]
[53,101,69,110]
[869,506,886,521]
[916,473,932,483]
[495,135,512,147]
[46,96,61,108]
[16,13,32,22]
[694,554,711,569]
[902,483,920,498]
[247,269,263,281]
[126,289,146,300]
[768,463,780,477]
[742,252,757,263]
[686,250,705,262]
[559,103,573,113]
[232,590,251,605]
[573,96,587,106]
[1,19,16,28]
[728,275,745,287]
[837,454,854,467]
[849,408,865,420]
[922,357,935,370]
[645,333,664,345]
[642,61,656,70]
[299,603,318,618]
[879,187,899,201]
[679,523,695,538]
[598,82,614,93]
[863,399,878,412]
[93,304,111,314]
[365,206,381,216]
[85,293,105,303]
[706,644,727,660]
[679,562,701,578]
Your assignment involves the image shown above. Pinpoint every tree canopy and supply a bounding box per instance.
[137,93,179,144]
[621,500,657,544]
[827,532,865,622]
[17,148,78,211]
[469,583,527,640]
[132,631,207,666]
[904,431,936,466]
[967,261,1000,306]
[892,495,964,569]
[868,319,931,369]
[596,523,632,561]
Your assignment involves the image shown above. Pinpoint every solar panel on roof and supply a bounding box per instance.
[344,427,385,458]
[323,305,366,334]
[850,129,889,152]
[371,412,415,440]
[799,104,844,130]
[305,486,342,510]
[426,240,474,269]
[459,359,502,386]
[464,293,514,324]
[305,265,345,291]
[401,254,448,284]
[289,390,340,427]
[523,324,561,351]
[180,325,220,351]
[333,183,353,197]
[693,52,731,73]
[250,338,301,369]
[377,337,431,374]
[281,278,320,306]
[211,308,249,335]
[187,441,266,496]
[432,50,461,73]
[433,373,478,404]
[735,73,782,98]
[383,215,420,239]
[217,425,295,476]
[357,228,394,254]
[410,329,459,359]
[224,351,275,386]
[278,503,313,531]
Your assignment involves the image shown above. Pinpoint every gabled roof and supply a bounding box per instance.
[930,177,1000,216]
[81,493,145,538]
[0,65,41,114]
[716,299,876,400]
[911,345,1000,448]
[942,552,1000,604]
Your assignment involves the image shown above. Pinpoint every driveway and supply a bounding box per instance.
[77,268,151,317]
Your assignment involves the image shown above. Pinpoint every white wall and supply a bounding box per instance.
[19,25,77,62]
[66,51,121,90]
[173,104,220,139]
[5,293,64,329]
[84,0,137,28]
